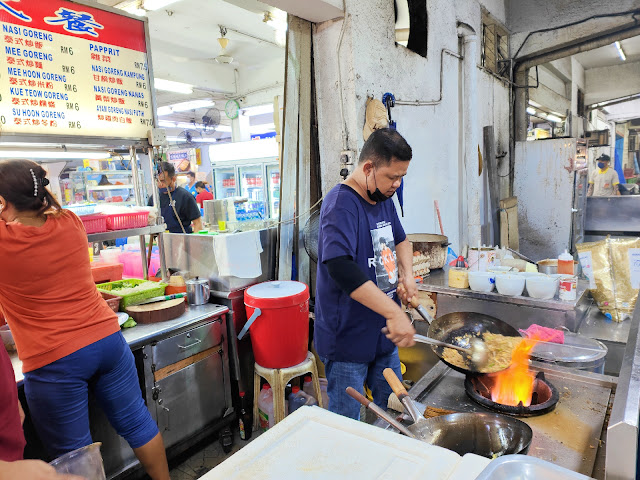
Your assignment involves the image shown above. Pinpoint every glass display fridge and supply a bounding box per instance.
[213,166,238,199]
[266,164,280,219]
[211,158,279,219]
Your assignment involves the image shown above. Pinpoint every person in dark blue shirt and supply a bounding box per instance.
[148,162,202,234]
[315,128,416,420]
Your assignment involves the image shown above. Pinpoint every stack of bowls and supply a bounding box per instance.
[526,275,559,299]
[495,273,526,296]
[468,271,496,293]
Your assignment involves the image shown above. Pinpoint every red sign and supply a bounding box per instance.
[0,0,146,52]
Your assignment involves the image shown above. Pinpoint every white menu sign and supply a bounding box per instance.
[0,0,153,139]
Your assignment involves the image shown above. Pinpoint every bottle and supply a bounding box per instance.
[558,250,574,275]
[302,375,315,400]
[289,387,318,415]
[257,384,274,431]
[238,391,252,441]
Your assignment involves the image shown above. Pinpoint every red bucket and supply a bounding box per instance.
[241,281,309,369]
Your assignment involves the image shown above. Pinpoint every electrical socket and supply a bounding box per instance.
[340,149,355,165]
[148,128,167,147]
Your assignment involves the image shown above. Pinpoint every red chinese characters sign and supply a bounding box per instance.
[0,0,154,139]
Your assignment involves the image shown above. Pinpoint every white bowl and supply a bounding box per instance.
[526,276,558,300]
[468,271,496,292]
[517,272,546,279]
[495,273,526,296]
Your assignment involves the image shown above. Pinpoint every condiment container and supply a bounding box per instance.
[559,275,577,301]
[558,250,574,275]
[448,267,469,288]
[185,277,210,305]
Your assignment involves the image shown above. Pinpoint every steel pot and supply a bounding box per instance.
[406,233,449,270]
[185,277,210,305]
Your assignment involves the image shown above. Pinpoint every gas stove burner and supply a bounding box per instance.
[464,371,559,417]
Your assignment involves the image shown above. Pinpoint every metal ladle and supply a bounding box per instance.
[413,334,489,369]
[396,284,489,370]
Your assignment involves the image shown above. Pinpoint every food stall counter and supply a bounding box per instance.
[9,303,229,385]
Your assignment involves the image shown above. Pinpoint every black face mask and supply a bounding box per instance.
[366,169,391,203]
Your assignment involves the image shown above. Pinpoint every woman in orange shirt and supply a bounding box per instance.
[0,160,169,480]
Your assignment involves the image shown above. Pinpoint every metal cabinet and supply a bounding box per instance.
[143,316,233,450]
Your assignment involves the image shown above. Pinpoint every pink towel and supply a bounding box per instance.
[519,324,564,344]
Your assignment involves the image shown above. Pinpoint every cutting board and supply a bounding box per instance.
[125,298,186,324]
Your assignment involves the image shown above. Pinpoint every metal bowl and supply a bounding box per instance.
[418,412,533,458]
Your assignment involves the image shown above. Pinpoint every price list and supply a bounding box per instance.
[0,0,154,139]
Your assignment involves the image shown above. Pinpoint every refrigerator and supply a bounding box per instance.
[213,166,238,199]
[212,158,279,219]
[514,138,587,260]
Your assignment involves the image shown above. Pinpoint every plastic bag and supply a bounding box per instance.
[576,237,640,322]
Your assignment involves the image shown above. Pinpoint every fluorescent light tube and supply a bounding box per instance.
[154,78,193,94]
[546,114,562,123]
[526,107,536,115]
[615,41,626,61]
[0,151,111,159]
[169,99,215,112]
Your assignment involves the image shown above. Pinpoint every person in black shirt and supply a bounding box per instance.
[148,162,202,233]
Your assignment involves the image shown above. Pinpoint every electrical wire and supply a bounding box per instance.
[336,9,349,151]
[513,9,640,60]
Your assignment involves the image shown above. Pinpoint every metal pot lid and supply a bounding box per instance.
[185,276,208,285]
[530,332,607,364]
[247,281,306,299]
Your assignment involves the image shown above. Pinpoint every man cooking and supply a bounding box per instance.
[587,154,621,197]
[315,128,416,420]
[148,162,203,233]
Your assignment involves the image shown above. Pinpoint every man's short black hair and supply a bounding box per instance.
[187,171,196,179]
[161,161,176,177]
[359,128,412,167]
[195,181,206,189]
[597,154,611,162]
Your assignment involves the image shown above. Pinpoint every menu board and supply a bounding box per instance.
[0,0,154,140]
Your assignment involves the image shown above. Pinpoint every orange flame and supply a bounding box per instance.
[490,338,537,407]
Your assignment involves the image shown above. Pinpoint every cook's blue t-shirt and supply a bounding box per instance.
[314,184,406,363]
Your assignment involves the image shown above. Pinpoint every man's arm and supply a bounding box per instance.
[350,281,415,347]
[192,217,203,232]
[325,256,415,347]
[587,183,594,196]
[395,239,417,302]
[614,184,621,196]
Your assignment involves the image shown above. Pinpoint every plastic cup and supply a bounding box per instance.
[218,220,226,231]
[50,443,106,480]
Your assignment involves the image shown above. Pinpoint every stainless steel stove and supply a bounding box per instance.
[376,362,615,478]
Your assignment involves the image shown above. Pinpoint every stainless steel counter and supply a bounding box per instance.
[376,302,640,480]
[10,303,229,384]
[418,269,591,331]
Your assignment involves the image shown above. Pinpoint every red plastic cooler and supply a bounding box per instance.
[241,281,309,369]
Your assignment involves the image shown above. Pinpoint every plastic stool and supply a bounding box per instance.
[253,351,324,430]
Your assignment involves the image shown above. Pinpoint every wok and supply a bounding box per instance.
[398,285,520,374]
[346,386,533,459]
[427,311,520,374]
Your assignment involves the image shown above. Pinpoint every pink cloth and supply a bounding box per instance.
[519,324,564,344]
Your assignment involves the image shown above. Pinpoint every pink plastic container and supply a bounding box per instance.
[106,211,149,231]
[80,214,108,234]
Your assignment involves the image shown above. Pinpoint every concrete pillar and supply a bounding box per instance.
[460,26,482,248]
[232,114,251,142]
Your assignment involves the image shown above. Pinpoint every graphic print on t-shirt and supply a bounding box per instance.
[368,223,398,292]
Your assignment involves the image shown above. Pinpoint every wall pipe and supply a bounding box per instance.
[394,48,462,106]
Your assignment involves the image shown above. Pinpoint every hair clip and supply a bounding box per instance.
[30,168,38,197]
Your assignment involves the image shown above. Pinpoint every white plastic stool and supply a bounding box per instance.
[253,351,324,430]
